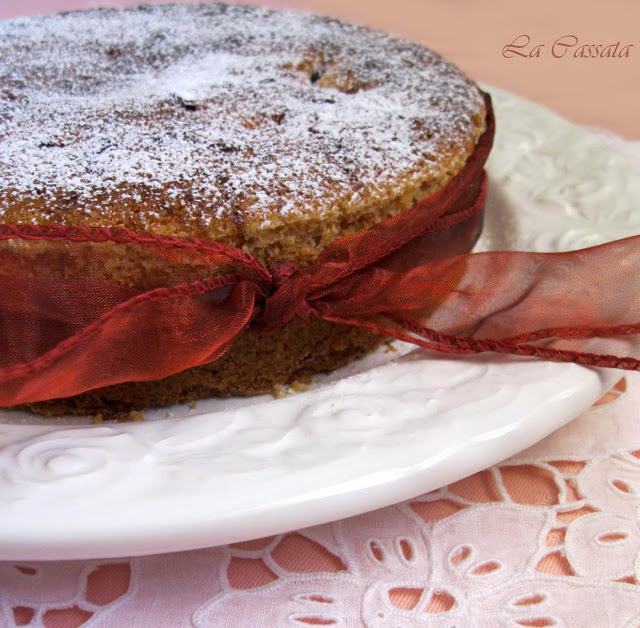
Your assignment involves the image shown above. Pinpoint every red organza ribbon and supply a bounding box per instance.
[1,91,639,406]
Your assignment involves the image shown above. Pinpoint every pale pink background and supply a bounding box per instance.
[1,0,639,138]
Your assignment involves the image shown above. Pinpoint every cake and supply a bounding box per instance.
[0,3,487,416]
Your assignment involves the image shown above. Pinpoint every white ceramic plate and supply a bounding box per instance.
[0,86,638,560]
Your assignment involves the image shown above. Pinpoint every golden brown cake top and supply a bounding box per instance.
[0,3,485,241]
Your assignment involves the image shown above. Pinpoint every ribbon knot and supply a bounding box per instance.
[260,260,315,328]
[267,260,299,288]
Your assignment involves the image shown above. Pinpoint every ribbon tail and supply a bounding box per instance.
[390,315,640,370]
[310,235,640,371]
[313,311,640,371]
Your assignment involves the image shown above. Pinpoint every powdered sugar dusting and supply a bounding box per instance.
[0,3,484,230]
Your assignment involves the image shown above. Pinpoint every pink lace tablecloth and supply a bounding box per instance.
[2,2,640,626]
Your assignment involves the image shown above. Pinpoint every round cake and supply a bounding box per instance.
[0,3,487,416]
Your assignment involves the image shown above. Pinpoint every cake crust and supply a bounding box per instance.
[0,3,485,266]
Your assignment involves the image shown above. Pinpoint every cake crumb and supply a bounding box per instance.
[130,410,145,422]
[384,340,398,353]
[189,401,197,410]
[274,377,311,398]
[91,413,103,424]
[273,383,288,399]
[290,378,310,392]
